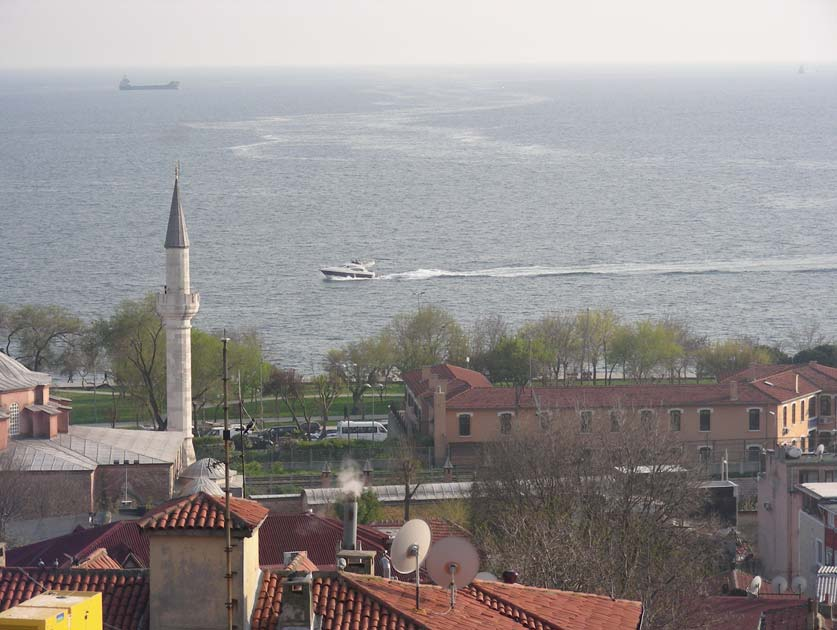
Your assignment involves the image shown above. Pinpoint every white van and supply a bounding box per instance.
[335,421,388,441]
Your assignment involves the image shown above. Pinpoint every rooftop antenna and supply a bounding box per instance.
[426,536,480,609]
[221,332,233,630]
[390,519,431,610]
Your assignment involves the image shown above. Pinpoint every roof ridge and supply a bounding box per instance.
[469,582,563,629]
[340,574,430,629]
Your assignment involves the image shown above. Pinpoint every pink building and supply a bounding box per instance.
[402,362,837,466]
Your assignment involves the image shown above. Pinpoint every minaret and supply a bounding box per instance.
[156,164,199,464]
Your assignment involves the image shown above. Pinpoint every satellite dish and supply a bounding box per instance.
[426,537,481,590]
[746,575,762,596]
[390,519,432,574]
[787,446,803,459]
[792,576,807,593]
[475,571,499,582]
[817,444,826,456]
[772,576,788,593]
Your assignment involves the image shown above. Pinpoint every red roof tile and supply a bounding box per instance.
[138,492,268,532]
[694,595,809,630]
[370,518,473,545]
[0,568,149,630]
[75,549,123,570]
[251,572,643,630]
[258,513,389,568]
[445,380,811,412]
[7,521,149,568]
[403,364,493,401]
[470,580,642,630]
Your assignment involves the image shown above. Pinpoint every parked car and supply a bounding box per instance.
[335,421,388,441]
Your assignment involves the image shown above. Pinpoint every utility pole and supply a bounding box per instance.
[222,334,233,630]
[238,371,247,498]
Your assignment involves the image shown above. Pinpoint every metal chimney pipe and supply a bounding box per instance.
[342,497,358,551]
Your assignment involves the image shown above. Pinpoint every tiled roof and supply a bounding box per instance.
[0,353,51,392]
[138,492,268,532]
[0,568,149,630]
[470,581,642,630]
[403,364,492,401]
[696,595,809,630]
[7,521,149,568]
[76,548,123,570]
[445,380,800,411]
[370,518,473,544]
[252,573,643,630]
[707,570,773,595]
[258,513,388,568]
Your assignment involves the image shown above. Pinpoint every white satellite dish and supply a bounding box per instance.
[792,576,807,593]
[817,444,826,457]
[746,575,762,596]
[390,519,432,574]
[426,537,481,590]
[475,571,499,582]
[772,576,788,594]
[787,446,803,459]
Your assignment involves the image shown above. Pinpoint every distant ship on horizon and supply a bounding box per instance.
[119,75,179,91]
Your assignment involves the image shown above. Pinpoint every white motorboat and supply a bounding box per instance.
[320,259,376,279]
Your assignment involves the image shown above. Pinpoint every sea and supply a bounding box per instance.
[1,65,836,369]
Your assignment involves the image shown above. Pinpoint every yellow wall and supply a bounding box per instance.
[149,530,260,630]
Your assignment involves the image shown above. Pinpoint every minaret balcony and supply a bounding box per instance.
[156,291,200,320]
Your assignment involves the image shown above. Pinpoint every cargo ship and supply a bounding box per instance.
[119,75,179,90]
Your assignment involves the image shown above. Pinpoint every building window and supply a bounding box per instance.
[748,409,761,432]
[792,404,797,424]
[499,412,512,435]
[822,396,832,417]
[826,470,835,483]
[458,414,471,437]
[799,470,818,484]
[817,539,824,566]
[783,406,788,427]
[810,397,817,418]
[580,411,592,433]
[8,402,19,436]
[802,400,806,420]
[640,410,653,430]
[610,411,620,432]
[699,409,711,432]
[698,446,712,464]
[669,410,681,432]
[746,445,762,463]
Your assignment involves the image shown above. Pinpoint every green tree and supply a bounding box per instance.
[478,335,531,407]
[611,320,683,382]
[190,329,224,426]
[326,337,382,416]
[386,305,468,372]
[793,344,837,367]
[1,304,84,371]
[335,489,383,525]
[98,294,167,430]
[696,339,772,381]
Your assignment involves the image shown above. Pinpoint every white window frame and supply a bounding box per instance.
[698,408,713,433]
[497,411,514,434]
[580,410,593,434]
[457,413,472,437]
[745,444,762,462]
[668,408,683,432]
[747,407,762,432]
[8,402,20,436]
[817,538,824,566]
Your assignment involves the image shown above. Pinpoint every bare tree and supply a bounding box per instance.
[471,411,725,629]
[394,435,422,521]
[312,369,343,437]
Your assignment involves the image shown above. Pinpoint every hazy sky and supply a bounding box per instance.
[2,0,836,68]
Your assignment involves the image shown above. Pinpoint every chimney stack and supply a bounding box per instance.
[278,571,314,630]
[362,460,373,487]
[729,380,739,402]
[320,462,332,488]
[443,455,454,482]
[342,497,358,551]
[796,374,800,394]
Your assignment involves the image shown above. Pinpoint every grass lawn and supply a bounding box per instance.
[58,387,405,425]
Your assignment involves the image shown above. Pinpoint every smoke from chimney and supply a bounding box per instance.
[338,461,362,551]
[338,460,364,499]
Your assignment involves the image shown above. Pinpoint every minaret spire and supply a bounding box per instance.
[165,164,189,249]
[157,164,199,464]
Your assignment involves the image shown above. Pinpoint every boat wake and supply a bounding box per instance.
[377,255,837,281]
